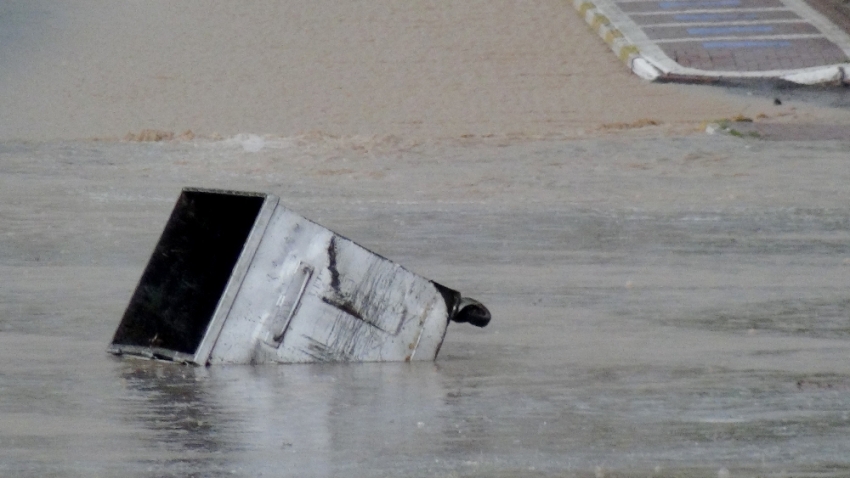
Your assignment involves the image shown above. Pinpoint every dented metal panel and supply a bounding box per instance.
[108,188,489,365]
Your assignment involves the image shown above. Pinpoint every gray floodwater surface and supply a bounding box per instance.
[1,135,849,477]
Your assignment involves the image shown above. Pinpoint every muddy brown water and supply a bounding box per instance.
[1,135,850,477]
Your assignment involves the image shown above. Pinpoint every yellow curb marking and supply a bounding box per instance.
[591,14,610,30]
[571,0,641,68]
[618,44,640,62]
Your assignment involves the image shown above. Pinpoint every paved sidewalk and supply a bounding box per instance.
[573,0,850,83]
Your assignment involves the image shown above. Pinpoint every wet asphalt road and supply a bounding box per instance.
[1,135,849,477]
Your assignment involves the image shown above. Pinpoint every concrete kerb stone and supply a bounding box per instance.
[572,0,662,80]
[780,64,848,84]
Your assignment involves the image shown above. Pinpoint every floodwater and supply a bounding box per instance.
[5,0,850,142]
[2,135,850,477]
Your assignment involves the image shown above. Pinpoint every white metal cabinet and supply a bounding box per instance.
[108,188,489,365]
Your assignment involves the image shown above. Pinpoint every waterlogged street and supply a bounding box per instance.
[1,135,849,477]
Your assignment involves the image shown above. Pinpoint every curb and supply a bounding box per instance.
[572,0,662,81]
[781,64,847,84]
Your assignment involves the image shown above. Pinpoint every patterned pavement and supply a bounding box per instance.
[573,0,850,83]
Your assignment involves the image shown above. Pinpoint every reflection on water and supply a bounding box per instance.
[116,360,451,477]
[92,355,850,477]
[118,364,230,474]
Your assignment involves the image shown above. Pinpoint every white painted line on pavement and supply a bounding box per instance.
[628,8,791,15]
[654,32,825,42]
[641,19,810,27]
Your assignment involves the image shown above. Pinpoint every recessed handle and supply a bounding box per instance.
[265,263,313,347]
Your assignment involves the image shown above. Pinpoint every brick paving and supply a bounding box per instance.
[618,0,786,13]
[631,10,802,24]
[643,22,820,40]
[585,0,850,77]
[659,37,848,70]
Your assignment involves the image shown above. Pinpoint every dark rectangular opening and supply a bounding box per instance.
[111,189,265,355]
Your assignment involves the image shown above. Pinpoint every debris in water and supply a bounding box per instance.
[124,129,175,142]
[108,187,490,365]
